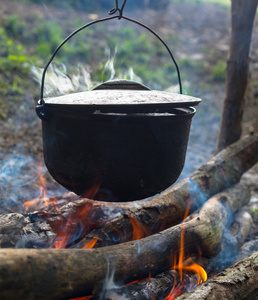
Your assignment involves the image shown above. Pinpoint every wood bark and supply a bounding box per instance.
[176,250,258,300]
[216,0,258,151]
[76,134,258,248]
[0,183,250,300]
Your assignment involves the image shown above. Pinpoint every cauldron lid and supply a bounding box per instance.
[43,80,201,111]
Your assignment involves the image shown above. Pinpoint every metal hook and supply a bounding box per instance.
[109,0,128,19]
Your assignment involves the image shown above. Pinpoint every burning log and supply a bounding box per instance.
[90,209,253,300]
[176,250,258,300]
[0,195,145,249]
[0,183,250,300]
[77,134,258,248]
[90,269,180,300]
[90,257,209,300]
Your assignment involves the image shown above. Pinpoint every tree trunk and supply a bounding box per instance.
[216,0,258,152]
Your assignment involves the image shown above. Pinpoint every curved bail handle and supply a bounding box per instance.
[38,0,182,110]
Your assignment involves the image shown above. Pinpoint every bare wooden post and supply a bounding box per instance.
[216,0,258,152]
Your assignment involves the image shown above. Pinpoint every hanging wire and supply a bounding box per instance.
[39,0,182,107]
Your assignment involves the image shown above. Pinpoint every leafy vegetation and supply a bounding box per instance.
[210,60,226,81]
[0,5,187,120]
[0,0,230,120]
[17,0,171,11]
[183,0,230,6]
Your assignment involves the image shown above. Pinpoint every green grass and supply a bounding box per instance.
[0,10,184,119]
[197,0,230,6]
[210,60,226,81]
[171,0,230,7]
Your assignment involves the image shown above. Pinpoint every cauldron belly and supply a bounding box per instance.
[42,110,194,202]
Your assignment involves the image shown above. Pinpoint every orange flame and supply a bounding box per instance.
[128,215,149,240]
[69,297,93,300]
[164,204,207,299]
[53,202,92,249]
[23,158,48,212]
[52,183,101,249]
[82,237,98,249]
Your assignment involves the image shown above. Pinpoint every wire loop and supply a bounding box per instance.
[109,0,128,19]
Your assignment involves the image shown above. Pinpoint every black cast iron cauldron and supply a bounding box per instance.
[36,4,201,202]
[36,80,201,201]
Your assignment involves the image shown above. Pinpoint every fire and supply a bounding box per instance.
[22,158,206,299]
[23,158,48,212]
[52,201,98,249]
[69,297,92,300]
[52,183,101,249]
[164,205,207,299]
[22,156,101,249]
[125,206,207,300]
[82,237,98,249]
[128,215,150,240]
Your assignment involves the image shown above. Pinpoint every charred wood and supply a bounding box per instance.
[0,213,56,248]
[0,183,250,300]
[91,257,209,300]
[91,270,179,300]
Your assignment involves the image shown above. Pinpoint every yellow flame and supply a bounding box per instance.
[164,203,207,299]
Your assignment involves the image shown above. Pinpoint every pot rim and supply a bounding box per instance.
[43,105,196,119]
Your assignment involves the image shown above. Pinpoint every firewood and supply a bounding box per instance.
[207,208,253,274]
[20,196,146,249]
[237,238,258,261]
[229,209,253,247]
[0,183,250,300]
[91,209,253,300]
[90,269,179,300]
[91,257,209,300]
[77,134,258,248]
[176,250,258,300]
